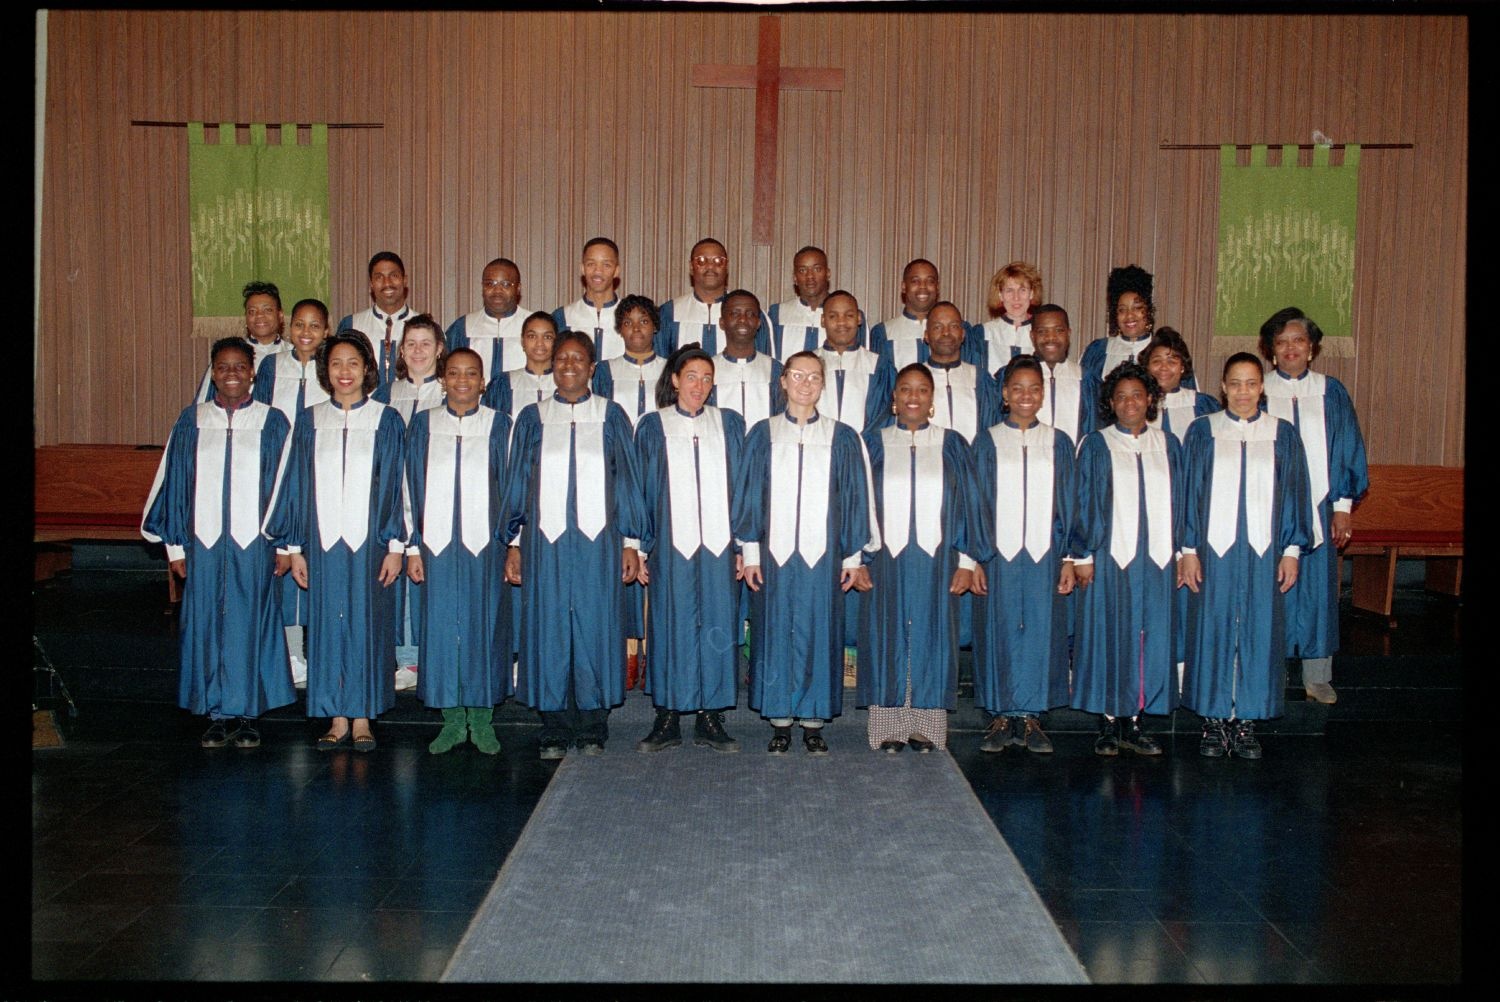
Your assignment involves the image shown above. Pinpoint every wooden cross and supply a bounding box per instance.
[691,16,845,245]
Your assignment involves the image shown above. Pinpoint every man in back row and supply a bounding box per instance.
[655,237,770,358]
[446,258,527,377]
[338,251,418,390]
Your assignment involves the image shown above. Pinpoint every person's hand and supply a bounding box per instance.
[1073,562,1094,588]
[290,553,309,589]
[1277,555,1299,593]
[742,564,763,592]
[406,553,424,584]
[505,547,522,585]
[378,552,403,587]
[169,558,187,579]
[1056,562,1075,595]
[273,553,291,577]
[971,564,989,596]
[622,548,640,584]
[850,565,873,593]
[950,568,974,595]
[635,551,650,585]
[1331,510,1353,549]
[1177,553,1202,593]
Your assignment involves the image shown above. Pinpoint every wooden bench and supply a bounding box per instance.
[34,444,176,598]
[1342,464,1462,626]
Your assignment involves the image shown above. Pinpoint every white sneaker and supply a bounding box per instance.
[394,666,419,691]
[1304,681,1338,704]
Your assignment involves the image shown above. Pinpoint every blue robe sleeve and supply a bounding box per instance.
[444,315,469,351]
[259,409,292,532]
[959,322,987,369]
[944,428,989,564]
[483,373,512,415]
[502,405,541,542]
[832,424,872,561]
[374,407,408,550]
[490,411,513,542]
[604,401,649,542]
[1052,428,1078,556]
[1080,339,1107,385]
[251,356,276,405]
[1178,418,1214,553]
[867,321,889,359]
[403,410,431,550]
[263,412,315,549]
[736,420,771,547]
[1069,432,1109,559]
[720,409,749,550]
[634,412,664,556]
[337,313,354,333]
[653,299,677,359]
[1166,430,1186,551]
[1195,392,1221,417]
[1078,373,1101,442]
[1325,376,1369,504]
[194,366,216,405]
[142,407,200,547]
[550,307,568,335]
[592,361,615,401]
[863,358,895,434]
[969,428,998,566]
[372,381,392,405]
[770,358,786,415]
[756,310,773,357]
[1276,420,1315,552]
[975,369,1003,431]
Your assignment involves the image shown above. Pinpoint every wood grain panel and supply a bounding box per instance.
[39,11,1467,465]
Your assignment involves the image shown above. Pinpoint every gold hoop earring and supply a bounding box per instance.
[927,405,936,418]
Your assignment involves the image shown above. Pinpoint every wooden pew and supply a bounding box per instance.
[1343,464,1462,626]
[34,444,175,599]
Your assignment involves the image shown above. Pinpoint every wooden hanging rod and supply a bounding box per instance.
[131,120,383,129]
[1160,142,1412,150]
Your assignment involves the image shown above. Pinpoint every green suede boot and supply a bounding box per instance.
[428,707,469,754]
[467,706,501,755]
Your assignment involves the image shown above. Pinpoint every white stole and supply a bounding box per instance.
[817,348,878,430]
[991,421,1056,560]
[669,294,722,352]
[1041,360,1084,445]
[1265,369,1330,510]
[388,377,444,425]
[537,395,608,542]
[774,297,821,361]
[881,313,926,370]
[607,356,667,427]
[270,353,327,421]
[348,306,413,375]
[507,370,556,417]
[927,362,980,442]
[768,416,836,567]
[463,309,527,375]
[715,353,774,427]
[1154,388,1200,443]
[1206,411,1278,557]
[981,316,1029,376]
[880,425,944,557]
[1104,334,1151,376]
[660,406,732,558]
[192,401,269,550]
[312,400,387,551]
[423,407,496,556]
[1102,425,1173,569]
[562,298,624,361]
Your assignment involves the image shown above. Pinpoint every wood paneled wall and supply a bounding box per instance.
[39,11,1466,464]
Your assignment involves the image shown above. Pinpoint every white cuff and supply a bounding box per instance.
[282,545,302,556]
[1071,554,1094,566]
[1332,498,1353,513]
[957,553,977,571]
[740,542,761,566]
[165,544,186,562]
[387,539,406,555]
[1281,545,1301,559]
[1179,546,1197,557]
[623,537,641,551]
[275,546,290,556]
[404,545,420,557]
[841,553,862,571]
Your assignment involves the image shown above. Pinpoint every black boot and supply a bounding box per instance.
[1119,716,1162,756]
[636,708,681,753]
[1199,718,1229,758]
[1093,716,1120,757]
[693,711,739,753]
[1230,719,1262,759]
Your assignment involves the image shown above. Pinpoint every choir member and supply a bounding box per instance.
[655,238,770,357]
[768,246,867,359]
[446,258,528,378]
[554,238,625,362]
[338,251,419,391]
[1144,328,1219,442]
[869,259,941,370]
[1000,304,1093,447]
[194,281,291,402]
[483,311,557,418]
[971,261,1043,377]
[708,289,783,428]
[815,290,891,435]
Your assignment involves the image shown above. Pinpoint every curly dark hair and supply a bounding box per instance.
[1097,359,1163,426]
[615,293,660,332]
[242,281,281,310]
[1257,306,1323,364]
[1106,264,1155,337]
[1143,327,1194,381]
[656,342,715,409]
[316,331,378,397]
[393,313,446,382]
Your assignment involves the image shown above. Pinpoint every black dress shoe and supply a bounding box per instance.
[538,743,568,761]
[907,733,937,753]
[1199,718,1229,758]
[768,726,792,755]
[980,716,1012,753]
[1230,719,1262,759]
[637,708,682,753]
[201,721,229,748]
[1119,716,1162,756]
[693,711,739,753]
[802,728,829,756]
[229,718,260,748]
[1093,716,1120,757]
[879,740,905,753]
[1021,717,1054,754]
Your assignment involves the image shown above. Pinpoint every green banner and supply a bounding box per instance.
[1215,144,1358,339]
[188,123,330,338]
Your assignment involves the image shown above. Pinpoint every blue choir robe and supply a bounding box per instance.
[708,351,783,428]
[968,315,1030,377]
[252,351,328,422]
[196,337,291,403]
[654,293,772,358]
[445,308,528,378]
[553,296,625,362]
[404,404,514,709]
[1152,388,1220,443]
[1264,368,1369,659]
[868,311,931,371]
[923,360,1001,446]
[594,354,668,429]
[1081,332,1196,390]
[970,419,1077,714]
[483,367,555,420]
[1000,358,1094,448]
[503,393,647,712]
[816,344,892,435]
[767,296,869,359]
[857,424,985,711]
[374,375,445,657]
[635,405,748,711]
[142,399,295,718]
[1179,411,1313,720]
[1069,424,1184,718]
[263,397,407,718]
[739,414,874,721]
[339,304,418,391]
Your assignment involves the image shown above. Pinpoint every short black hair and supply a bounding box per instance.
[444,346,485,380]
[1219,352,1267,410]
[1031,303,1070,328]
[1143,327,1195,380]
[793,245,826,260]
[903,258,937,279]
[242,281,281,310]
[553,329,596,366]
[289,298,329,326]
[723,288,761,312]
[690,237,726,258]
[615,294,659,332]
[1098,359,1163,425]
[582,237,619,258]
[484,257,520,276]
[368,251,405,278]
[1258,306,1324,363]
[210,336,255,368]
[1001,353,1045,388]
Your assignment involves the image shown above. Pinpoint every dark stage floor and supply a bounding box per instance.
[29,564,1462,985]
